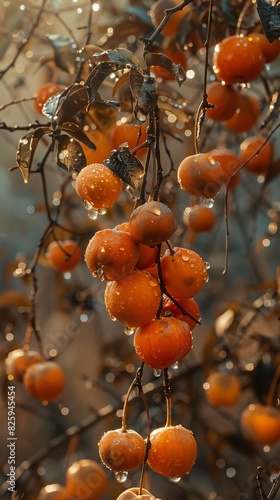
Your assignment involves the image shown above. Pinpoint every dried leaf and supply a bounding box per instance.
[53,84,89,127]
[106,48,141,68]
[16,127,51,183]
[48,34,78,75]
[130,70,158,122]
[104,146,145,188]
[85,62,122,104]
[257,0,280,43]
[42,91,63,119]
[145,52,186,86]
[59,122,96,150]
[57,135,86,174]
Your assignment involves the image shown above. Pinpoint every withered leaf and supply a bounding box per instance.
[57,135,86,174]
[105,48,141,68]
[104,146,145,188]
[53,84,89,127]
[16,126,52,183]
[85,62,122,104]
[130,69,158,122]
[145,52,186,86]
[48,34,78,75]
[257,0,280,43]
[42,91,63,120]
[59,122,96,150]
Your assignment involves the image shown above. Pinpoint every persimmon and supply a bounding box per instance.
[223,92,261,133]
[239,135,273,175]
[85,228,140,281]
[116,488,161,499]
[104,269,161,328]
[129,201,177,247]
[65,459,108,500]
[204,372,241,407]
[161,296,200,330]
[206,81,241,121]
[111,122,147,158]
[149,0,187,37]
[115,221,158,270]
[147,425,197,477]
[207,148,241,189]
[37,485,70,500]
[134,317,192,369]
[75,163,123,211]
[161,247,208,299]
[248,33,280,63]
[240,404,280,445]
[46,240,81,272]
[177,153,224,199]
[98,429,146,472]
[34,82,63,114]
[213,35,265,84]
[5,348,43,381]
[23,361,65,402]
[183,205,216,233]
[84,129,113,164]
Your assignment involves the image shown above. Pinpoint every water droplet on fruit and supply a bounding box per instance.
[124,326,136,336]
[202,197,214,208]
[153,369,161,377]
[171,361,179,370]
[88,209,98,220]
[72,171,78,180]
[98,207,107,215]
[205,261,210,269]
[83,200,92,210]
[169,476,181,483]
[115,471,128,483]
[181,255,189,262]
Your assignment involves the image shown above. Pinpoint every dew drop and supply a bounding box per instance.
[153,369,162,378]
[205,261,210,270]
[72,171,78,180]
[88,210,98,220]
[202,197,214,208]
[124,326,136,336]
[98,207,107,215]
[115,471,128,483]
[110,316,117,322]
[169,476,181,483]
[181,255,189,262]
[171,361,179,370]
[83,200,93,211]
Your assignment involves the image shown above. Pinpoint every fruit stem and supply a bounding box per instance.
[163,368,172,427]
[121,363,145,432]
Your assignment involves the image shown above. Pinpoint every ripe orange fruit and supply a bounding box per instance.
[206,82,241,121]
[149,0,187,37]
[223,92,261,133]
[111,122,147,157]
[116,488,160,499]
[207,148,241,189]
[161,296,200,330]
[183,205,216,233]
[240,404,280,445]
[46,240,81,272]
[129,201,177,247]
[115,221,158,270]
[34,82,63,114]
[177,153,224,199]
[248,33,280,63]
[104,270,161,328]
[85,228,140,281]
[98,429,146,472]
[213,35,265,84]
[65,459,108,500]
[147,425,197,477]
[23,361,65,402]
[204,372,241,407]
[239,135,273,175]
[5,348,43,381]
[75,163,123,210]
[161,247,208,299]
[83,129,113,164]
[134,317,192,369]
[37,484,70,500]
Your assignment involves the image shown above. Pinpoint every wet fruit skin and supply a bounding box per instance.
[129,201,177,247]
[85,228,140,281]
[75,163,123,210]
[161,247,208,299]
[239,135,273,175]
[34,83,63,114]
[116,488,162,499]
[206,81,241,121]
[37,484,70,500]
[161,296,200,330]
[104,269,161,328]
[65,459,108,500]
[207,148,241,189]
[223,92,261,133]
[248,33,280,63]
[47,240,81,272]
[147,425,197,477]
[177,153,224,199]
[5,348,43,381]
[98,429,146,472]
[204,372,241,407]
[184,205,216,233]
[23,361,65,402]
[213,35,265,84]
[240,404,280,445]
[134,317,193,369]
